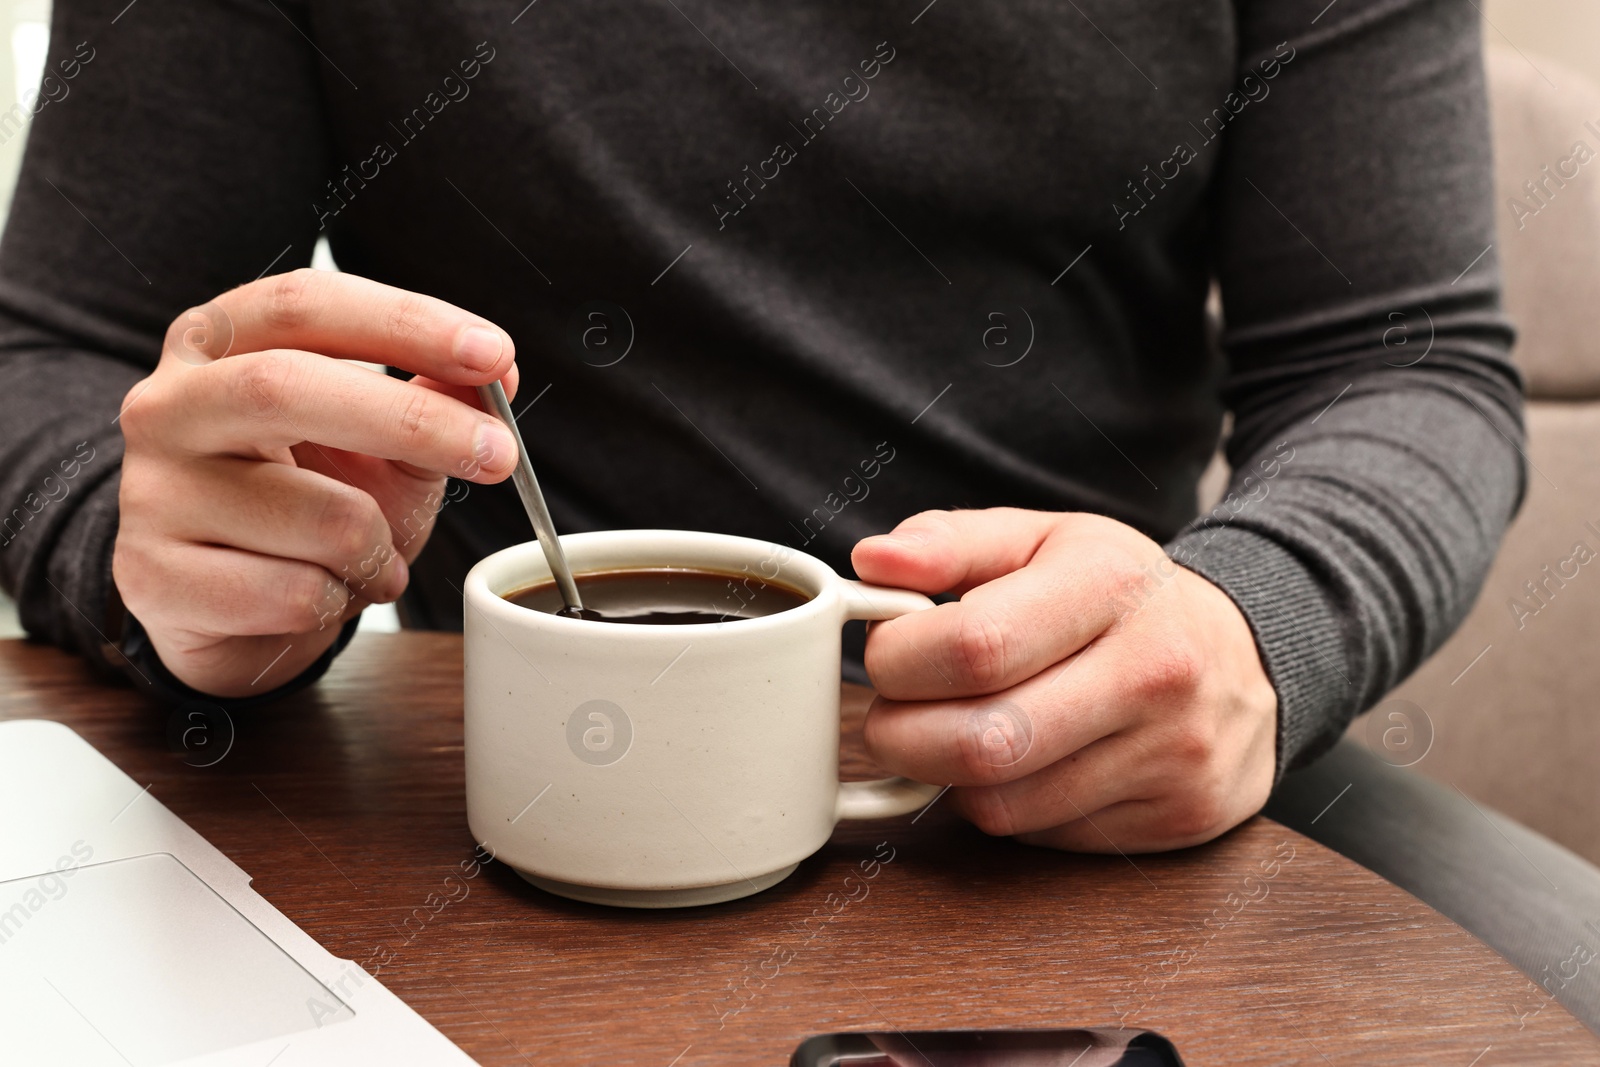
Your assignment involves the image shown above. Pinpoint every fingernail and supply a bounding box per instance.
[392,553,410,591]
[869,531,925,549]
[474,420,517,472]
[456,325,504,373]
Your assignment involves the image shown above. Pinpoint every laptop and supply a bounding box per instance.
[0,719,477,1066]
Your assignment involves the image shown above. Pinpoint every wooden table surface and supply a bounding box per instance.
[2,632,1595,1066]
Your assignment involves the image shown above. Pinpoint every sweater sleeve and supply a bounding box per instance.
[0,0,330,678]
[1164,0,1524,781]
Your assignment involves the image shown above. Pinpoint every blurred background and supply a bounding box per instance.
[1,1,1596,858]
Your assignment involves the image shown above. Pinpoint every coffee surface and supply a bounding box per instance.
[503,568,809,624]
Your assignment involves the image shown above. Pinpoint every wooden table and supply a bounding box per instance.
[2,632,1595,1066]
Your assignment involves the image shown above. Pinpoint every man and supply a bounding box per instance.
[4,0,1596,1029]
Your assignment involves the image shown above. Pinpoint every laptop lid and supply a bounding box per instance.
[0,719,477,1066]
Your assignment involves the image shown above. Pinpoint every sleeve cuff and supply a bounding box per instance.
[1164,524,1356,784]
[43,458,362,709]
[113,611,363,712]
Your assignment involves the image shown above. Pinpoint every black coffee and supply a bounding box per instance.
[503,567,810,625]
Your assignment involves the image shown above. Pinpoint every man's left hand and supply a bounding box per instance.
[852,507,1278,853]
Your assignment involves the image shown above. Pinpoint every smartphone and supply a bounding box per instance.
[791,1028,1186,1067]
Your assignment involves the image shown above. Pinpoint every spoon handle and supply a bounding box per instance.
[476,381,585,613]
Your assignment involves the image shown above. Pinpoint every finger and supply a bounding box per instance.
[1008,732,1268,854]
[852,508,1063,596]
[146,627,347,698]
[863,556,1131,699]
[412,367,524,411]
[115,537,357,641]
[177,269,516,386]
[388,372,526,485]
[150,349,518,482]
[288,446,450,565]
[858,511,1171,698]
[862,648,1134,787]
[152,457,409,604]
[280,364,525,412]
[952,732,1163,837]
[1013,797,1238,854]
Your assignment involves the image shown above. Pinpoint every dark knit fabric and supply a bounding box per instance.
[0,0,1522,778]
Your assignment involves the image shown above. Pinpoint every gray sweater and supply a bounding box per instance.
[0,0,1523,779]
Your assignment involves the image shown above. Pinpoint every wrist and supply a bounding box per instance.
[114,609,363,710]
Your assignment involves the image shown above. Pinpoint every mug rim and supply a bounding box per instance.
[464,529,844,636]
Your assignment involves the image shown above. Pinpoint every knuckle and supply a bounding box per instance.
[110,536,153,608]
[1167,716,1218,772]
[960,787,1018,837]
[231,352,294,423]
[279,567,338,631]
[950,609,1014,691]
[392,387,444,453]
[164,302,234,363]
[117,376,165,442]
[1164,786,1227,842]
[317,486,381,561]
[1129,636,1205,702]
[953,703,1033,779]
[952,725,1005,783]
[265,268,322,332]
[1101,553,1157,621]
[384,293,429,346]
[115,464,159,519]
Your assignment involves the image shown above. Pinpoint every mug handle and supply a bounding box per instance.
[834,580,946,821]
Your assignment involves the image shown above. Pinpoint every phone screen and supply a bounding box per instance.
[791,1028,1186,1067]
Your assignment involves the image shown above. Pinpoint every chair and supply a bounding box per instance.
[1347,46,1600,865]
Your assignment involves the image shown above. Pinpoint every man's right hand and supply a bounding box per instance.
[114,269,521,697]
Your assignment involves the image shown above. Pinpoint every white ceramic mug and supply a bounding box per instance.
[463,530,943,908]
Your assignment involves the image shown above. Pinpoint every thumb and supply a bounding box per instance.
[851,507,1063,596]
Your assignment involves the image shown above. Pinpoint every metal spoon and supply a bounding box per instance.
[476,381,586,617]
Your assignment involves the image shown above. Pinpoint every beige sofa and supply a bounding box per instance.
[1346,47,1600,865]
